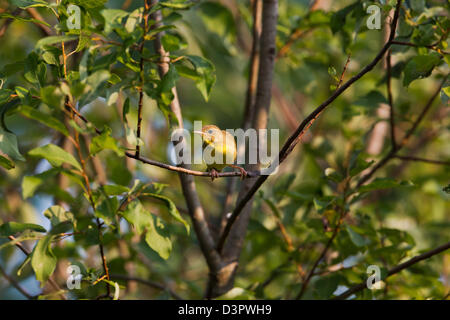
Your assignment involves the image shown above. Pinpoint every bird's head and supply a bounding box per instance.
[193,125,223,145]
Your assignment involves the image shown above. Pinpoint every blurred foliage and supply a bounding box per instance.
[0,0,449,300]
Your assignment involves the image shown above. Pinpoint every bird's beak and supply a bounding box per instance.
[193,131,206,136]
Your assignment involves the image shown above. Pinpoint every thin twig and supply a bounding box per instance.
[109,273,183,300]
[125,152,260,177]
[0,8,21,38]
[386,49,396,148]
[333,241,450,300]
[135,0,151,157]
[357,75,448,188]
[336,53,352,90]
[393,155,450,166]
[391,40,450,55]
[68,101,111,297]
[0,264,34,299]
[276,0,321,60]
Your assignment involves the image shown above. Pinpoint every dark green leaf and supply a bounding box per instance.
[403,53,442,87]
[0,222,46,236]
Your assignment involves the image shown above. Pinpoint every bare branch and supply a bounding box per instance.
[126,152,260,178]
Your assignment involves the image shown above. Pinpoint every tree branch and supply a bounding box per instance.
[217,0,404,258]
[0,264,34,299]
[208,0,279,298]
[356,74,448,188]
[149,0,222,276]
[386,49,396,149]
[334,241,450,300]
[393,155,450,166]
[135,0,151,157]
[109,273,183,300]
[220,0,263,231]
[125,152,261,177]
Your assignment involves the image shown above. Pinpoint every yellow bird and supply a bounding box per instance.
[194,125,247,181]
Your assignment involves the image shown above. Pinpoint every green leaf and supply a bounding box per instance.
[324,167,344,183]
[22,168,59,199]
[160,0,195,10]
[145,214,172,260]
[441,86,450,104]
[359,178,413,193]
[75,31,92,53]
[100,9,129,34]
[183,55,216,101]
[145,193,189,234]
[345,225,371,247]
[121,200,150,234]
[121,200,172,260]
[0,13,51,27]
[90,127,124,157]
[102,184,129,196]
[313,197,334,213]
[313,274,343,299]
[43,205,75,228]
[0,222,46,236]
[28,144,82,171]
[410,0,425,12]
[198,2,236,46]
[0,155,15,170]
[9,0,48,8]
[349,151,374,176]
[403,53,442,87]
[330,2,358,34]
[353,91,388,108]
[95,196,118,226]
[0,126,25,161]
[70,0,107,9]
[31,234,57,287]
[19,105,69,136]
[36,35,78,49]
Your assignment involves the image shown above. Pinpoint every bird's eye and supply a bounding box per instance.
[208,129,213,134]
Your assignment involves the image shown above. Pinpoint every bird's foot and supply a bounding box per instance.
[230,164,248,180]
[209,168,219,181]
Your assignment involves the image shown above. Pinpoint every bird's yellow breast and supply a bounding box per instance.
[202,129,236,171]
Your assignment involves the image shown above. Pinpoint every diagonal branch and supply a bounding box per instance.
[393,155,450,166]
[356,74,448,188]
[0,264,34,299]
[217,0,404,256]
[334,241,450,300]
